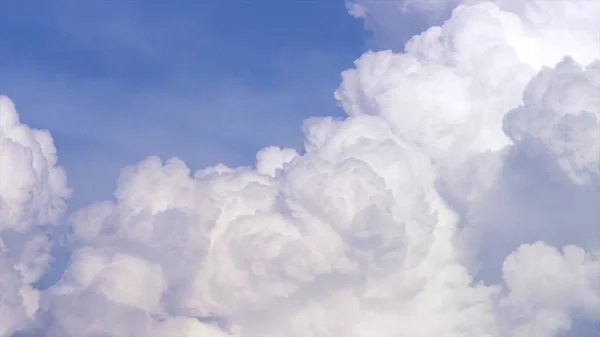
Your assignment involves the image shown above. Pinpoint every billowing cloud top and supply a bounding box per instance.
[0,96,70,336]
[2,0,600,336]
[0,96,70,232]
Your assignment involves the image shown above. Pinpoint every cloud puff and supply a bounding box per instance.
[345,0,460,50]
[501,242,600,336]
[337,0,599,161]
[0,96,70,232]
[347,0,600,57]
[504,58,600,186]
[0,96,70,337]
[444,58,600,287]
[4,0,599,336]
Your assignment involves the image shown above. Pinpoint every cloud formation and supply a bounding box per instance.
[0,96,70,336]
[2,0,599,336]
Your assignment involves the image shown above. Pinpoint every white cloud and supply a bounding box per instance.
[345,0,461,49]
[3,0,599,336]
[0,96,71,232]
[504,58,600,186]
[501,242,600,337]
[447,57,600,287]
[0,96,70,337]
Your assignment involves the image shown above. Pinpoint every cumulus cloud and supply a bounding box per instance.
[0,96,70,336]
[3,0,599,336]
[0,96,70,232]
[444,57,600,287]
[504,58,600,186]
[345,0,460,50]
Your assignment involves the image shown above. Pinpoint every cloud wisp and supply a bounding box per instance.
[1,0,599,336]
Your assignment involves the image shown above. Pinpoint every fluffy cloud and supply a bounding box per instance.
[446,57,600,286]
[345,0,460,50]
[504,58,600,186]
[3,0,600,336]
[501,242,600,336]
[0,96,70,232]
[0,96,71,337]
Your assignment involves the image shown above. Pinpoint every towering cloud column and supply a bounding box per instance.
[0,96,71,337]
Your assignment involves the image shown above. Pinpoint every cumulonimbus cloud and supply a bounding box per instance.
[2,0,599,336]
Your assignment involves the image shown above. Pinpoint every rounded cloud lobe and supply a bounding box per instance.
[4,0,600,336]
[0,96,70,337]
[0,96,70,232]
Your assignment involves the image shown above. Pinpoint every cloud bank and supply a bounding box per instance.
[2,0,599,336]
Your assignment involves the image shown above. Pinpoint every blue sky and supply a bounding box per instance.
[1,0,368,210]
[2,2,599,336]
